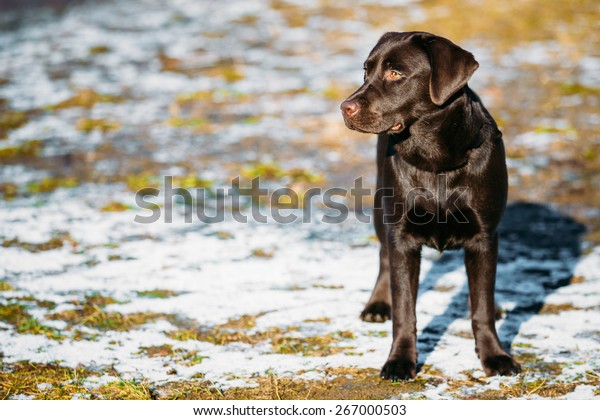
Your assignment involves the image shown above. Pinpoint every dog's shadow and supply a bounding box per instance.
[415,202,586,369]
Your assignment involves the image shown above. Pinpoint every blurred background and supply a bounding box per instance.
[1,0,598,241]
[0,0,599,399]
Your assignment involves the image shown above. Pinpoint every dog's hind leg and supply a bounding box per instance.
[465,233,521,376]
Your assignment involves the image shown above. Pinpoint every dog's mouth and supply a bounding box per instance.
[342,109,405,134]
[342,117,371,134]
[345,122,371,134]
[345,120,404,134]
[389,122,404,132]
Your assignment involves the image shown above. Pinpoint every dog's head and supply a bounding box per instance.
[340,32,479,134]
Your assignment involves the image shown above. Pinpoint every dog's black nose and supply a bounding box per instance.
[340,100,360,117]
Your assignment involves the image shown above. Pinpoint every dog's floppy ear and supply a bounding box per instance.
[423,36,479,106]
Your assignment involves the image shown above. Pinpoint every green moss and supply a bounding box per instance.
[532,125,576,135]
[137,289,180,299]
[14,295,56,310]
[0,302,29,325]
[100,201,132,212]
[512,343,534,349]
[366,330,388,338]
[47,304,170,332]
[251,248,274,259]
[138,345,207,366]
[581,148,598,161]
[211,231,234,240]
[26,177,79,194]
[178,351,208,366]
[17,317,64,339]
[232,14,259,25]
[420,365,445,377]
[559,82,600,96]
[201,31,226,39]
[241,162,286,180]
[124,173,160,191]
[95,380,153,400]
[0,110,28,139]
[70,329,100,342]
[89,45,111,55]
[2,233,76,253]
[215,65,244,83]
[271,330,355,357]
[303,317,331,323]
[46,88,122,110]
[0,302,63,339]
[165,313,283,345]
[0,183,18,201]
[0,281,13,291]
[242,116,261,124]
[450,329,474,339]
[172,174,213,189]
[514,351,566,375]
[0,140,43,162]
[81,293,120,307]
[166,328,201,341]
[0,361,98,400]
[76,118,121,133]
[166,117,209,129]
[469,378,576,399]
[516,352,542,365]
[175,90,213,104]
[286,167,324,183]
[539,303,585,314]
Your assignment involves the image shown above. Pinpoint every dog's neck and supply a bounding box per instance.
[389,88,494,173]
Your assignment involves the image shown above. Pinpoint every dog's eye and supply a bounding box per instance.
[386,70,404,80]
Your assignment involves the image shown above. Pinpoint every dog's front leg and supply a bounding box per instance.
[380,229,421,381]
[465,233,521,376]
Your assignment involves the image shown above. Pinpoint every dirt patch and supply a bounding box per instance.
[157,367,432,400]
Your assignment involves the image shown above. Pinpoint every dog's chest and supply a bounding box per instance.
[383,164,481,250]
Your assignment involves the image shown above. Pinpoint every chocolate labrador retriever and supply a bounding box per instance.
[340,31,521,381]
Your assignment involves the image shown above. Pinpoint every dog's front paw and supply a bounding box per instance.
[380,358,416,382]
[482,354,521,376]
[360,301,391,323]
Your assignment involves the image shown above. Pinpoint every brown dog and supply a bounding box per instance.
[340,32,521,381]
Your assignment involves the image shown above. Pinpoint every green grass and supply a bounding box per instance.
[0,302,64,340]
